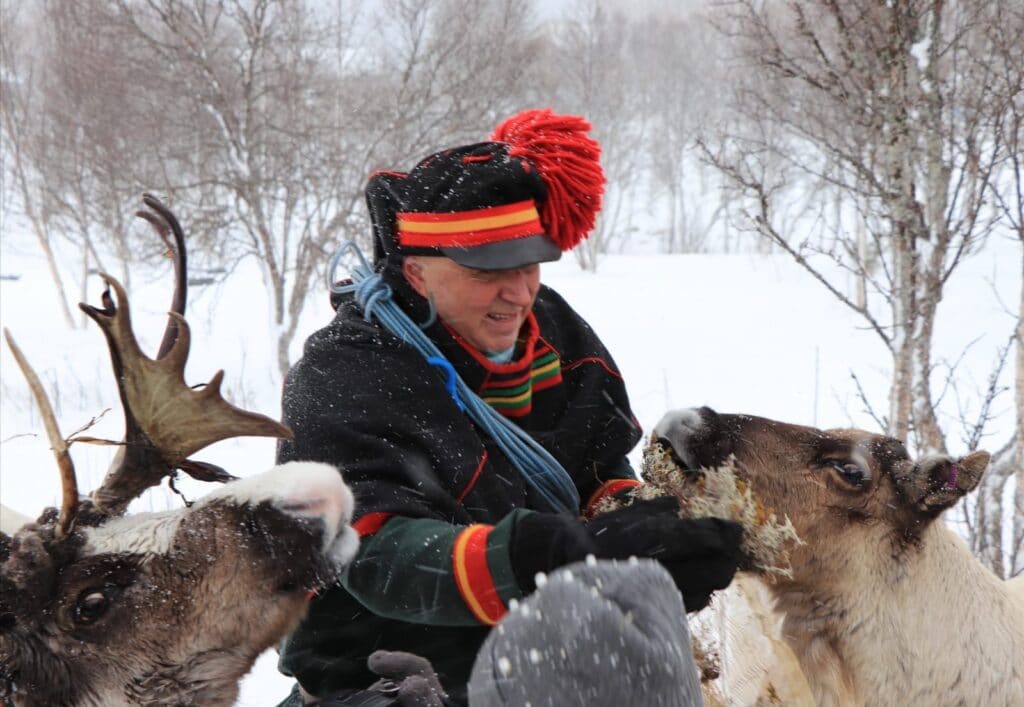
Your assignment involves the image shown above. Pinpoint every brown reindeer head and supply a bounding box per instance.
[0,196,358,706]
[1,461,356,706]
[652,407,990,578]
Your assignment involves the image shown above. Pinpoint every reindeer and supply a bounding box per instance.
[654,406,1024,707]
[0,196,358,707]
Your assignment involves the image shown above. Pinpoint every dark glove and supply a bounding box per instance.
[509,497,743,612]
[367,650,447,707]
[587,497,743,612]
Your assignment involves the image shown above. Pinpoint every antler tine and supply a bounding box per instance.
[78,198,292,517]
[3,329,79,537]
[137,193,187,360]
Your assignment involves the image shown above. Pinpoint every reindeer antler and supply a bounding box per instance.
[78,195,292,516]
[135,192,187,359]
[3,329,79,537]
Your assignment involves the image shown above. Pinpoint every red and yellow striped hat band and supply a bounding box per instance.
[397,199,543,248]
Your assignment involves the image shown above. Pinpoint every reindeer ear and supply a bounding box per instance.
[3,527,57,594]
[912,451,990,515]
[954,451,990,491]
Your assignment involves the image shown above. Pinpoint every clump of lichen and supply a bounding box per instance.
[600,441,802,578]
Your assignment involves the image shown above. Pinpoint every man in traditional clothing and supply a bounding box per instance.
[276,110,741,706]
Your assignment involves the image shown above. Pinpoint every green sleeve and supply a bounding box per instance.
[342,512,532,627]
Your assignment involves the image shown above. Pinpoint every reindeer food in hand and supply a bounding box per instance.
[615,440,801,578]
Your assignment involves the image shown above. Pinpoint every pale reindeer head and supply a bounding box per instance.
[653,407,991,578]
[0,196,358,707]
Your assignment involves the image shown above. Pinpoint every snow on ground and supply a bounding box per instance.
[0,227,1018,704]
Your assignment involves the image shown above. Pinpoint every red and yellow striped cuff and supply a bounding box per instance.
[452,524,507,626]
[584,479,641,517]
[397,200,542,248]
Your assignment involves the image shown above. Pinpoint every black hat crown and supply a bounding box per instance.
[367,109,604,271]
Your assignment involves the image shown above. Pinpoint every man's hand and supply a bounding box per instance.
[509,497,743,611]
[585,497,743,611]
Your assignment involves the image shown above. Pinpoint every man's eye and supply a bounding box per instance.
[470,270,500,282]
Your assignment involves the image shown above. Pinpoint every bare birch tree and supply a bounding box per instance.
[94,0,360,376]
[637,11,731,253]
[0,2,144,325]
[363,0,543,158]
[3,0,545,376]
[2,0,179,312]
[702,0,1023,575]
[979,1,1024,576]
[0,4,79,328]
[543,0,649,271]
[98,0,545,375]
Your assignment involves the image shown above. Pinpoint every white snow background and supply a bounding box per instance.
[0,220,1019,704]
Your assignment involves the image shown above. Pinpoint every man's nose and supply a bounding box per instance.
[500,271,534,305]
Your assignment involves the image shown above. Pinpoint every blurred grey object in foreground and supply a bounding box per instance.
[469,557,702,707]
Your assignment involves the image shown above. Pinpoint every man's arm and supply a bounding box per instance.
[343,512,532,627]
[582,457,642,516]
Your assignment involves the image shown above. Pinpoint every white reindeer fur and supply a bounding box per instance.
[776,519,1024,707]
[1010,574,1024,603]
[715,575,814,706]
[83,508,186,556]
[85,461,356,561]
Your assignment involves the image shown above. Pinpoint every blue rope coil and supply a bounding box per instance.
[328,243,581,513]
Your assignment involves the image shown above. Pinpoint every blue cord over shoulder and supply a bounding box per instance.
[327,242,581,513]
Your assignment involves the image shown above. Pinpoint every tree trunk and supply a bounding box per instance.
[912,268,947,454]
[1013,252,1024,576]
[889,232,916,442]
[1,106,78,329]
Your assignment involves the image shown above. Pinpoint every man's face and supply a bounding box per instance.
[403,256,540,354]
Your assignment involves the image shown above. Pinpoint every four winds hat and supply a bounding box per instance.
[367,109,605,271]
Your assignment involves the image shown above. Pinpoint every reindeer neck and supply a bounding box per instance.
[121,649,248,706]
[773,521,1024,706]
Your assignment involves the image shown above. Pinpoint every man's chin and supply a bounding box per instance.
[480,328,521,352]
[482,342,516,356]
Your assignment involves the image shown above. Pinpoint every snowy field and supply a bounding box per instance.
[0,226,1018,704]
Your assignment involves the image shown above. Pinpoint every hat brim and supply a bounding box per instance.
[441,234,562,271]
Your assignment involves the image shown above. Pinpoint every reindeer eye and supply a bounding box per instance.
[74,589,113,624]
[830,461,869,487]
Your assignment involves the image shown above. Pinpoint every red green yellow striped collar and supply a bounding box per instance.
[444,311,541,372]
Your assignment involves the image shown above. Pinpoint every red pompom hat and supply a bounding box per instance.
[366,109,605,270]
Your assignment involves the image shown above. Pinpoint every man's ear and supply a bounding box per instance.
[402,257,430,298]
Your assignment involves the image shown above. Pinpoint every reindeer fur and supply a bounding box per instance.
[656,407,1024,707]
[1,197,359,706]
[1,461,357,707]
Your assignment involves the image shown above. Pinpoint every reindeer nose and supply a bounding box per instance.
[653,408,706,443]
[259,462,360,572]
[208,461,354,544]
[273,462,354,540]
[652,408,708,470]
